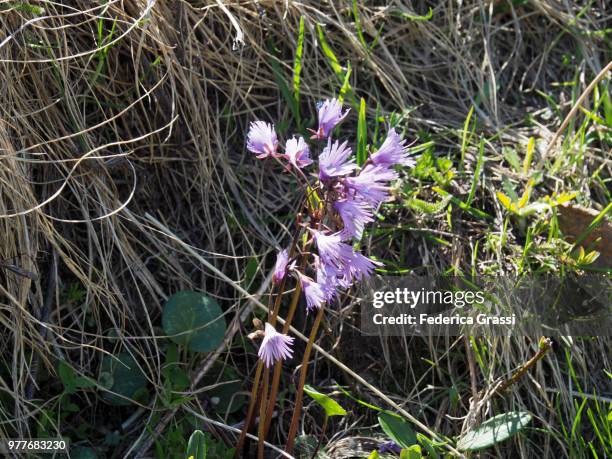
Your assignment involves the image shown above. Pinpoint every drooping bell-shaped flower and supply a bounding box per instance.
[297,272,326,311]
[312,230,354,268]
[258,322,294,368]
[342,251,381,282]
[273,249,290,284]
[246,121,278,158]
[334,197,374,240]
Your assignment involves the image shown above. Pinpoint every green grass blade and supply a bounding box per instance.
[352,0,368,50]
[466,137,484,206]
[268,41,299,124]
[357,97,367,165]
[292,16,305,127]
[317,23,344,78]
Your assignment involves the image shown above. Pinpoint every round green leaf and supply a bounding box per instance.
[162,291,226,353]
[100,353,147,406]
[457,411,532,451]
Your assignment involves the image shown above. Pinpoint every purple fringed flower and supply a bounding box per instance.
[311,98,350,140]
[298,272,326,311]
[312,231,354,268]
[343,251,381,282]
[273,249,290,284]
[316,261,342,301]
[258,322,294,368]
[370,128,416,168]
[334,198,374,240]
[246,121,278,158]
[284,136,312,169]
[345,164,398,207]
[318,139,357,181]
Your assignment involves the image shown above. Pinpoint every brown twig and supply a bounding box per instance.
[285,305,326,454]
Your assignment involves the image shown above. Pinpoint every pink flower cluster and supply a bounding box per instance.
[247,98,415,367]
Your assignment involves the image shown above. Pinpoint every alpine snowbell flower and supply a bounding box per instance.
[312,231,354,268]
[311,98,350,140]
[315,261,342,301]
[369,128,416,168]
[334,198,374,240]
[241,95,420,454]
[298,272,326,311]
[258,322,295,368]
[318,139,357,181]
[284,136,312,169]
[343,251,381,282]
[345,164,398,207]
[246,121,278,158]
[273,249,290,284]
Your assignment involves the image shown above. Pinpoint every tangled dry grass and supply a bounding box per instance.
[0,1,610,457]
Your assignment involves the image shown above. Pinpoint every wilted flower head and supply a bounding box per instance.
[284,136,312,169]
[258,322,294,368]
[318,139,357,181]
[334,198,374,240]
[247,121,278,158]
[369,128,416,168]
[273,249,290,284]
[312,98,350,140]
[297,272,326,311]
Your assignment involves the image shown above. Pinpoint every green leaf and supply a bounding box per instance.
[293,16,305,127]
[416,433,440,459]
[336,383,384,412]
[357,97,367,165]
[58,360,78,394]
[186,429,207,459]
[304,385,347,417]
[496,191,514,211]
[1,2,45,15]
[457,411,532,451]
[367,450,380,459]
[338,62,353,103]
[316,23,344,78]
[400,445,422,459]
[503,146,521,173]
[405,195,452,214]
[466,137,484,206]
[378,412,417,449]
[162,291,226,353]
[517,202,550,217]
[268,45,299,123]
[394,7,433,21]
[523,137,535,174]
[100,352,147,406]
[59,361,96,394]
[352,0,368,49]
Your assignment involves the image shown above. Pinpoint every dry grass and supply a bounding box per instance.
[0,1,610,457]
